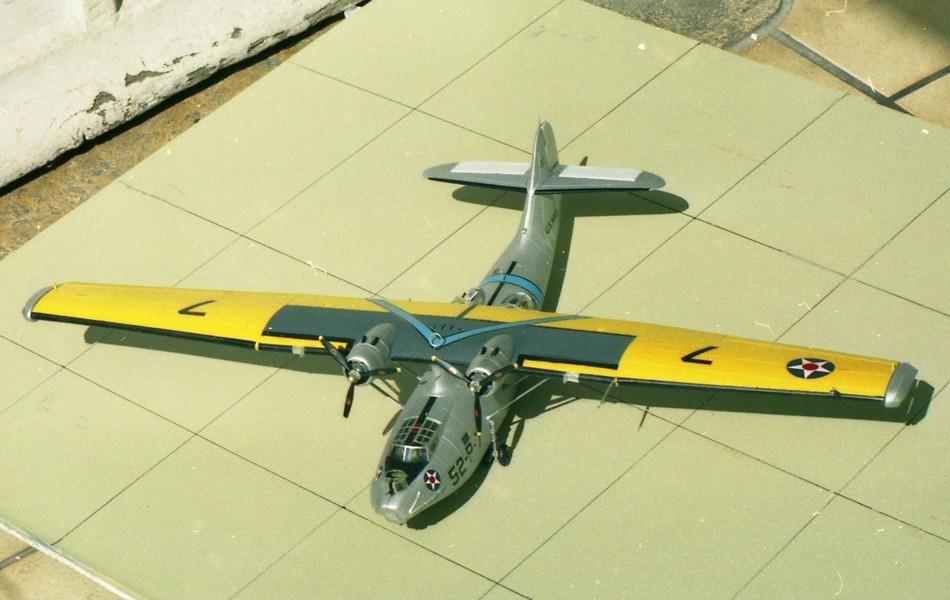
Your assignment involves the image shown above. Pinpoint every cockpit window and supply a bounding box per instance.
[389,444,429,464]
[394,416,439,448]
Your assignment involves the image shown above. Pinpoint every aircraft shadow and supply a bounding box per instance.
[83,326,422,410]
[401,375,931,525]
[507,375,932,427]
[419,376,932,529]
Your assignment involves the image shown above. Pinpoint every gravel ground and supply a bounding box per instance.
[586,0,781,47]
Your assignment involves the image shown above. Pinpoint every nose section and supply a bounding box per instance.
[370,483,415,525]
[378,504,411,525]
[369,476,432,525]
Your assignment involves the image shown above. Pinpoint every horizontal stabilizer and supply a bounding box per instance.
[538,164,664,192]
[424,161,664,193]
[424,162,530,191]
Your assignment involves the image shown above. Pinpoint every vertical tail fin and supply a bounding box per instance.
[528,121,559,195]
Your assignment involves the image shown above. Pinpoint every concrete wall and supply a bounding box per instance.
[0,0,352,189]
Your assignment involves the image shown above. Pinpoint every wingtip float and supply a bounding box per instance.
[23,121,918,525]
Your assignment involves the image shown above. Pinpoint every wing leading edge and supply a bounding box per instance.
[23,282,916,407]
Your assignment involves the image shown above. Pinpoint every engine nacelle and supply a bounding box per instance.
[466,334,515,387]
[346,322,396,383]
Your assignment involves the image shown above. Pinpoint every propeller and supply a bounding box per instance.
[431,356,517,435]
[319,336,400,418]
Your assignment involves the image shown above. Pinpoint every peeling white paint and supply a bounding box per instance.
[0,0,352,188]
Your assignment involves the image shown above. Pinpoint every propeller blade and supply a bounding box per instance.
[372,366,401,378]
[430,356,467,382]
[473,393,483,436]
[488,363,518,381]
[343,381,356,418]
[318,336,349,369]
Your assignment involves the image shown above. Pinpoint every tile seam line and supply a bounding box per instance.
[413,0,566,108]
[690,93,845,223]
[374,189,510,297]
[769,179,950,341]
[694,216,950,321]
[339,510,530,600]
[563,40,702,151]
[495,415,684,587]
[729,385,950,591]
[0,322,187,420]
[581,94,845,313]
[115,179,377,296]
[730,508,825,599]
[52,421,195,545]
[733,482,950,599]
[227,502,523,600]
[707,425,950,596]
[674,417,950,544]
[51,421,339,600]
[286,0,564,112]
[33,363,317,545]
[60,428,348,599]
[843,183,950,317]
[0,336,70,418]
[503,391,947,594]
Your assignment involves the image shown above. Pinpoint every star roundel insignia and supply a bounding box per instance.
[423,469,441,491]
[787,357,836,379]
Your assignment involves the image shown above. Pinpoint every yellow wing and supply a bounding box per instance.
[521,317,916,407]
[24,282,916,407]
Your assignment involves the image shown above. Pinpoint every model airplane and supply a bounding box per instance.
[23,122,918,525]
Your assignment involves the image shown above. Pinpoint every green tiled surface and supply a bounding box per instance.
[0,337,57,413]
[201,368,398,504]
[56,437,337,599]
[121,66,410,234]
[855,189,950,315]
[503,426,835,598]
[702,95,947,275]
[246,113,517,294]
[587,218,846,337]
[1,1,947,598]
[572,43,843,214]
[419,0,697,145]
[292,0,564,108]
[233,510,495,599]
[736,494,950,599]
[0,371,190,542]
